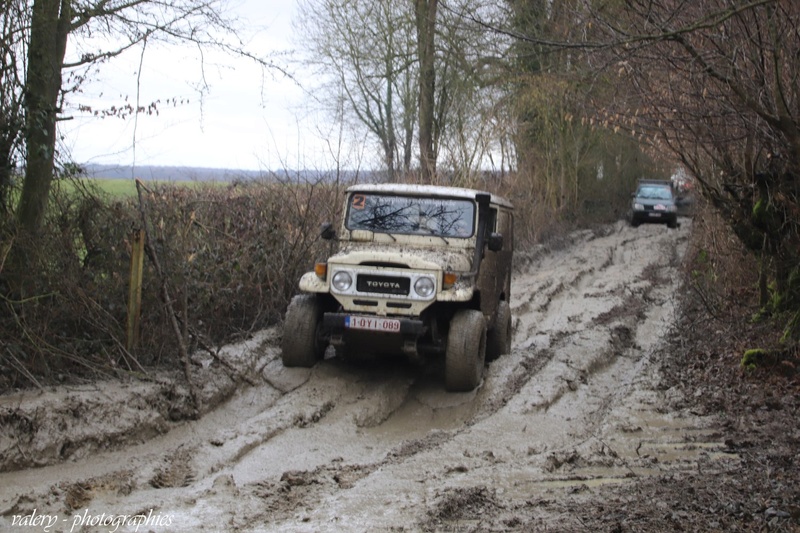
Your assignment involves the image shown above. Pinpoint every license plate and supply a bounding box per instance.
[648,212,662,217]
[345,316,401,333]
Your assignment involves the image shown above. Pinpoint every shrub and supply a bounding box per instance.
[0,177,343,390]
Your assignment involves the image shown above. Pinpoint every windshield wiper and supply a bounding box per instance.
[429,231,449,245]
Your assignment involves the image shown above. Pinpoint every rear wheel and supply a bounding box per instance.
[486,301,512,361]
[281,295,325,367]
[445,310,487,392]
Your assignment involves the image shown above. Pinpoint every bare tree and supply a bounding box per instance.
[16,0,263,234]
[435,0,515,184]
[588,0,800,331]
[298,0,513,183]
[297,0,418,181]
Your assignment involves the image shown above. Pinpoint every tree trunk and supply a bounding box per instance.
[0,136,14,215]
[402,71,415,176]
[758,254,769,309]
[18,0,70,234]
[415,0,437,183]
[383,58,397,182]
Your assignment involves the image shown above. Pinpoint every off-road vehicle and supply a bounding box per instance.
[281,184,514,392]
[628,179,679,229]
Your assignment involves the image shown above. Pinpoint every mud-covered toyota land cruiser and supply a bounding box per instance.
[281,184,514,391]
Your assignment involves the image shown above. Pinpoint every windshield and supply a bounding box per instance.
[636,185,673,200]
[346,193,475,238]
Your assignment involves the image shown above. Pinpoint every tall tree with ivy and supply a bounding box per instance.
[0,0,26,216]
[18,0,67,233]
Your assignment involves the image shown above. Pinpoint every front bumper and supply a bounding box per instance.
[323,313,433,358]
[631,210,677,224]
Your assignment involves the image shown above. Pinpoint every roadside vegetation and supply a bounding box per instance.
[0,176,343,393]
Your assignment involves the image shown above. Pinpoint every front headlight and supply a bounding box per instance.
[414,277,435,298]
[332,271,353,292]
[634,202,644,211]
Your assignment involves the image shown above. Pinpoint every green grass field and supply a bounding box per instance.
[88,179,139,196]
[59,178,224,197]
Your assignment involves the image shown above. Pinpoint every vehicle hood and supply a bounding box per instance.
[329,244,473,273]
[634,196,675,208]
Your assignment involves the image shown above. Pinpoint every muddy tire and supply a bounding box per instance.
[486,301,512,361]
[445,310,487,392]
[281,294,325,367]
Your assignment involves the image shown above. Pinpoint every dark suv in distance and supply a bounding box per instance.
[628,179,679,229]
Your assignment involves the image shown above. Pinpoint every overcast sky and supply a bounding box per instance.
[61,0,337,172]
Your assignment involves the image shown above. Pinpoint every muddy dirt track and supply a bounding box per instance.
[3,217,790,532]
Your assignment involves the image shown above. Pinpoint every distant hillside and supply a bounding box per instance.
[80,164,379,183]
[81,164,265,182]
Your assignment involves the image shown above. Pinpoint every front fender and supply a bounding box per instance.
[298,272,329,293]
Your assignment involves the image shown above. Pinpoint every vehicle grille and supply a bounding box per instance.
[356,274,410,296]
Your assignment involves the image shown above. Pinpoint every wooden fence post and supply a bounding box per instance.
[126,229,146,352]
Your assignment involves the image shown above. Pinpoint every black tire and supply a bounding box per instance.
[667,219,678,229]
[281,294,325,367]
[445,310,487,392]
[486,301,512,361]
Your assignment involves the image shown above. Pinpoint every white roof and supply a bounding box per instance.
[346,183,513,209]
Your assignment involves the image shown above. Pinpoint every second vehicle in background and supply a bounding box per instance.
[628,179,679,229]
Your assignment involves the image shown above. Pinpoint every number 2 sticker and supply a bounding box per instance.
[352,194,366,209]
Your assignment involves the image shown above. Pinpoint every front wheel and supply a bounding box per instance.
[445,310,487,392]
[281,294,326,367]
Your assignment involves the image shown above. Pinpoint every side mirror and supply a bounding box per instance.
[488,232,503,252]
[320,222,336,240]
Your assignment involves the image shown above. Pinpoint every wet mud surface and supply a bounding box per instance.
[1,219,798,532]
